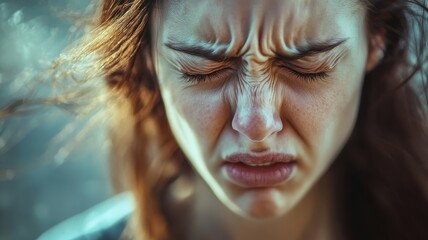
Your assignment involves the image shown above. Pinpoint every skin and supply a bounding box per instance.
[150,0,382,238]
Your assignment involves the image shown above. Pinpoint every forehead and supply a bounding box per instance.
[155,0,363,54]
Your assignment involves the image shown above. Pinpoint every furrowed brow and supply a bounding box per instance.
[164,41,237,62]
[165,38,348,62]
[276,38,349,61]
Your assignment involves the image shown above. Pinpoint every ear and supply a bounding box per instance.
[365,31,386,73]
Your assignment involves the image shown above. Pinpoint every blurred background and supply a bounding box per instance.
[0,0,114,239]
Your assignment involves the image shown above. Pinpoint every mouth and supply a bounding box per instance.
[223,152,296,188]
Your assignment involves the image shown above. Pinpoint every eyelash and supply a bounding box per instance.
[180,69,230,84]
[285,68,329,82]
[181,67,329,84]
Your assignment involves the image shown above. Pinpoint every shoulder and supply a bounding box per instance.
[38,192,135,240]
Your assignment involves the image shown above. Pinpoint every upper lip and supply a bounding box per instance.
[224,152,295,165]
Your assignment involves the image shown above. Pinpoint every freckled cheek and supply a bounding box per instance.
[156,62,229,153]
[171,90,229,150]
[285,94,332,139]
[284,85,360,151]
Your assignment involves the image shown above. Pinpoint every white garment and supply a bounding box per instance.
[38,192,134,240]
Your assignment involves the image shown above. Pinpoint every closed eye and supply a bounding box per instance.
[284,67,329,82]
[180,68,233,84]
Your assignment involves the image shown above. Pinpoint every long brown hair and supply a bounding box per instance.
[341,0,428,239]
[1,0,428,239]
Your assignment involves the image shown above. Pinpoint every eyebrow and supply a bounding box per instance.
[276,38,349,61]
[164,42,236,62]
[164,38,348,62]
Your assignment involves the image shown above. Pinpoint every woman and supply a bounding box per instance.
[8,0,428,239]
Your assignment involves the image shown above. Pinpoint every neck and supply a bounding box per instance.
[187,164,343,240]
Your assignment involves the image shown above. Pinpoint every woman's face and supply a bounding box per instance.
[151,0,371,218]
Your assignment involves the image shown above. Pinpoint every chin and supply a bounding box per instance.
[231,187,290,220]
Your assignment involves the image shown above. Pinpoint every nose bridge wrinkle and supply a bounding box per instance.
[227,57,283,142]
[239,60,275,94]
[232,76,276,109]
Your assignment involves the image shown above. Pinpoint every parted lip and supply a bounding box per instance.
[224,152,295,165]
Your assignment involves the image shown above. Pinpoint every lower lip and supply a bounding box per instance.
[223,162,295,187]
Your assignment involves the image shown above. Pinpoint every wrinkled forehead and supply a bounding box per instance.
[154,0,363,55]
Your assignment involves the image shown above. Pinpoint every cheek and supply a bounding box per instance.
[285,72,363,162]
[156,53,230,155]
[170,88,229,152]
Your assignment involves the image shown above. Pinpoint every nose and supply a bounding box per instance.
[232,105,283,142]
